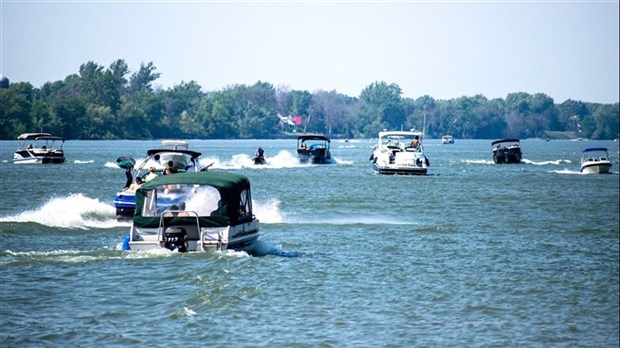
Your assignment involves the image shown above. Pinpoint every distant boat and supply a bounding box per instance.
[441,135,455,144]
[580,147,612,174]
[492,139,522,164]
[13,133,65,164]
[296,134,332,164]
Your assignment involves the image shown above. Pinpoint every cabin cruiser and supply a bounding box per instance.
[370,131,429,175]
[121,171,259,253]
[297,134,332,164]
[492,139,522,164]
[13,133,65,164]
[580,147,612,174]
[441,135,455,144]
[113,140,202,220]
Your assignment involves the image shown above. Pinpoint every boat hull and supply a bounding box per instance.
[298,151,332,164]
[373,163,428,175]
[492,149,522,164]
[13,152,65,164]
[127,220,260,253]
[113,190,136,220]
[580,162,612,174]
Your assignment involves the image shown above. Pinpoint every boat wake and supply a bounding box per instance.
[0,194,126,229]
[464,159,495,165]
[252,240,303,257]
[0,193,284,230]
[523,159,572,165]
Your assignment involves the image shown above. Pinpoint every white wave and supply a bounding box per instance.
[464,159,494,164]
[523,159,572,165]
[183,307,198,316]
[74,160,94,164]
[253,198,284,224]
[0,193,125,229]
[104,161,119,169]
[551,169,582,175]
[333,157,354,165]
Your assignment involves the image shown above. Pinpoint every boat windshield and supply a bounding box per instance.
[142,184,223,217]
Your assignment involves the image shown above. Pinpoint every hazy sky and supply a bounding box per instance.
[1,1,618,104]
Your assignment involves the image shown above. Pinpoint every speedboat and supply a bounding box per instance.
[113,140,202,220]
[297,134,332,164]
[121,171,260,253]
[441,135,455,144]
[13,133,65,164]
[369,131,430,175]
[580,147,612,174]
[492,139,522,164]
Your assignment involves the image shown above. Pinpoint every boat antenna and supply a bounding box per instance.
[422,111,427,139]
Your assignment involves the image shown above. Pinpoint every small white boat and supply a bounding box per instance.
[580,147,612,174]
[122,171,260,253]
[369,131,429,175]
[113,140,203,220]
[13,133,65,164]
[441,135,455,144]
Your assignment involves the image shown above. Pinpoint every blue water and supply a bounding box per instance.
[1,138,618,347]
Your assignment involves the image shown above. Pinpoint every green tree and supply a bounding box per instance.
[0,82,34,138]
[128,62,161,94]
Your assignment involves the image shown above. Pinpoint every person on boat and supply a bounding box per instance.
[411,135,420,150]
[145,166,158,181]
[200,162,214,172]
[123,169,133,189]
[164,162,178,175]
[129,177,143,190]
[256,147,264,158]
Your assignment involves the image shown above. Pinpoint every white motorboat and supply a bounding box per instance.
[13,133,65,164]
[113,140,203,220]
[122,171,260,253]
[441,135,454,144]
[580,147,612,174]
[369,131,430,175]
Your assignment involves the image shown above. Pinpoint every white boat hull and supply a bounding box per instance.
[580,162,612,174]
[128,220,259,253]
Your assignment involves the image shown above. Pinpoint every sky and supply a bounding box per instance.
[1,1,619,104]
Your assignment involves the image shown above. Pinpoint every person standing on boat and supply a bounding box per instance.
[411,135,420,150]
[123,169,132,189]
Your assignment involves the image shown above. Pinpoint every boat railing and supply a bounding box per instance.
[158,210,201,243]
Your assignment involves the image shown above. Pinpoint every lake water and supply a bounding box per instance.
[1,138,618,347]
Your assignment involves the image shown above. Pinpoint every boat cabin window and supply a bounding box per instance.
[142,184,223,217]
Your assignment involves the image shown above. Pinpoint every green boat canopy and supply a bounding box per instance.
[133,171,253,228]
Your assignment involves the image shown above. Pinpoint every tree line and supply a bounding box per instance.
[1,59,618,140]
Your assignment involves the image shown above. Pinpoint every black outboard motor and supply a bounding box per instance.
[164,227,188,252]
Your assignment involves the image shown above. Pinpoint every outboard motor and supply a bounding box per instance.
[164,227,188,252]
